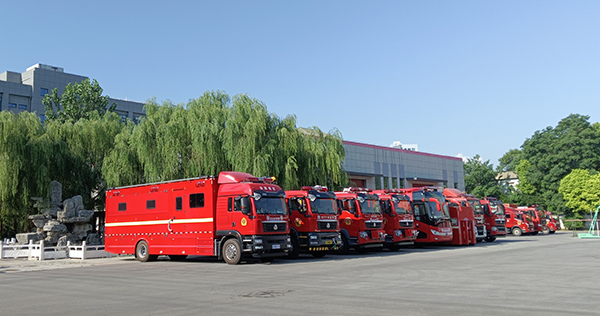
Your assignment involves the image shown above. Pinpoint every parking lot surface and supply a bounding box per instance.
[0,231,598,316]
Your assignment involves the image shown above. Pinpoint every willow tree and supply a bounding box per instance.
[186,91,230,176]
[130,99,191,182]
[0,112,50,238]
[297,127,347,190]
[44,112,124,210]
[102,121,144,187]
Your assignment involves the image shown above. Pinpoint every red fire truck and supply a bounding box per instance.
[442,188,476,246]
[285,186,341,258]
[518,206,542,235]
[544,211,558,233]
[105,171,292,264]
[398,187,452,244]
[504,204,531,236]
[373,189,418,250]
[479,197,507,242]
[334,187,386,253]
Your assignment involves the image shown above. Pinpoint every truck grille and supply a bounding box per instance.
[263,222,287,232]
[318,221,338,230]
[497,226,506,233]
[365,221,383,229]
[400,221,413,228]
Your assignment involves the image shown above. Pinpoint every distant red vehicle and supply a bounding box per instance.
[286,186,341,258]
[518,206,542,235]
[373,189,418,250]
[480,197,507,242]
[105,171,292,264]
[504,204,532,236]
[397,187,452,244]
[443,188,476,246]
[335,187,386,253]
[544,211,558,233]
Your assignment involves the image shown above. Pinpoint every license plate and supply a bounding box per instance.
[325,240,333,245]
[272,244,280,249]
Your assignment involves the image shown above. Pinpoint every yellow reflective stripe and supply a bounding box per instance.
[105,218,213,227]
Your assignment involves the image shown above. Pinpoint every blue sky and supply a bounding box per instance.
[3,1,599,166]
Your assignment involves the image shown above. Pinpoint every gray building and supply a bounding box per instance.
[343,140,465,191]
[0,63,145,122]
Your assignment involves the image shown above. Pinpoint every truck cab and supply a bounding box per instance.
[442,188,476,246]
[373,189,418,250]
[398,187,453,244]
[504,204,531,236]
[335,187,386,253]
[286,186,342,258]
[480,197,507,242]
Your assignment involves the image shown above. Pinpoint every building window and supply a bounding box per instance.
[8,103,17,108]
[454,182,458,189]
[39,114,46,123]
[18,104,27,110]
[119,114,128,123]
[189,193,204,208]
[41,88,49,96]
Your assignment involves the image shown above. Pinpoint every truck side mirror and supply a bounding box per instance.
[236,196,252,216]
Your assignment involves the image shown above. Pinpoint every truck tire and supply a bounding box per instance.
[136,240,158,262]
[287,231,300,259]
[512,227,523,236]
[223,239,242,265]
[485,236,496,242]
[531,231,539,235]
[336,234,350,255]
[542,226,550,234]
[549,230,556,234]
[169,255,188,261]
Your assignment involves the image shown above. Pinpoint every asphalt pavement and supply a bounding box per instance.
[0,231,598,316]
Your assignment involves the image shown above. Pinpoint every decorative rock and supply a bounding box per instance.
[43,206,61,218]
[16,233,40,244]
[45,231,63,245]
[72,195,84,212]
[29,214,48,228]
[43,220,67,232]
[58,198,76,222]
[49,181,62,207]
[86,233,102,246]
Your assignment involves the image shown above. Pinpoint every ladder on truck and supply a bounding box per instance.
[578,205,600,239]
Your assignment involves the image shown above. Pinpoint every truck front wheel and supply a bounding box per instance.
[223,239,242,265]
[336,234,350,255]
[136,240,158,262]
[485,236,496,242]
[512,227,523,236]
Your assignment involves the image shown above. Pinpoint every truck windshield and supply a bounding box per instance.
[424,191,450,219]
[359,198,381,214]
[469,199,484,215]
[254,197,287,215]
[490,202,505,215]
[310,198,337,214]
[393,199,411,215]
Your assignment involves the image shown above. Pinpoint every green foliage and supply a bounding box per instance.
[44,112,124,211]
[102,91,348,191]
[517,114,600,213]
[2,87,346,238]
[497,148,521,173]
[0,112,49,238]
[43,78,116,123]
[463,154,507,200]
[559,169,600,218]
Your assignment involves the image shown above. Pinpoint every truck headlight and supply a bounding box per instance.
[310,235,318,240]
[255,238,263,244]
[359,231,368,239]
[395,230,402,237]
